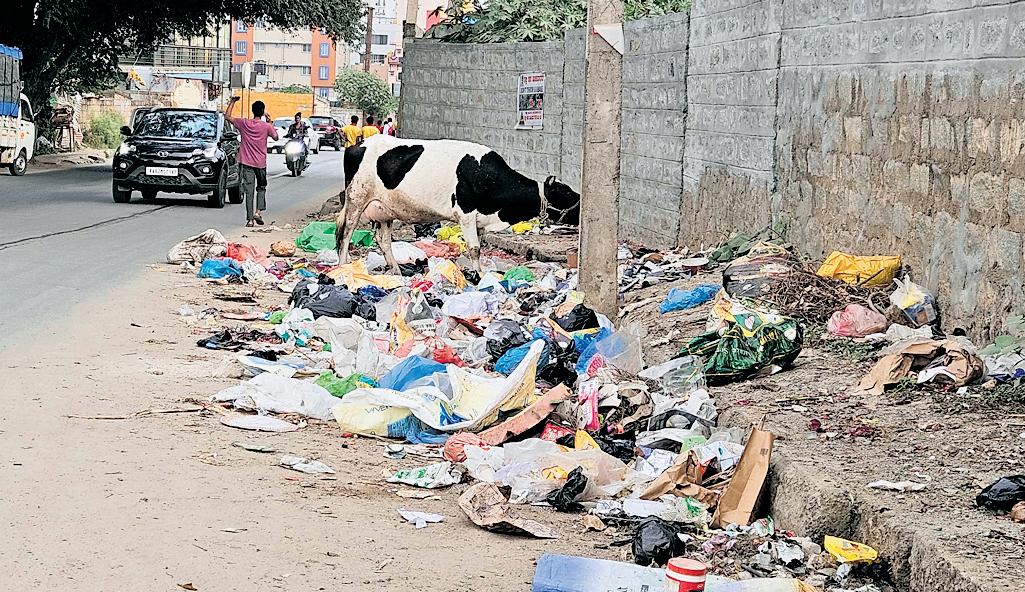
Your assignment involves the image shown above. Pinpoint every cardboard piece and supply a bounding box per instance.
[640,451,717,505]
[857,338,983,395]
[712,426,775,528]
[458,482,559,539]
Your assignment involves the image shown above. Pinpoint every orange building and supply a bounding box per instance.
[230,20,338,101]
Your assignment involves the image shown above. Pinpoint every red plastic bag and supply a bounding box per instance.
[430,339,465,366]
[225,243,265,264]
[827,304,888,338]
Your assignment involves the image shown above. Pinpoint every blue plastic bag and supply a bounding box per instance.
[495,339,550,375]
[574,327,612,375]
[659,284,719,314]
[379,356,447,391]
[197,258,243,279]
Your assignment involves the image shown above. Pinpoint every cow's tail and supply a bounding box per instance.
[335,190,348,254]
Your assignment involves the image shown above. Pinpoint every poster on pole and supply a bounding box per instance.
[516,72,545,130]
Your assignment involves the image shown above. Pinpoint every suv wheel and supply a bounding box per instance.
[112,180,132,203]
[141,189,157,200]
[227,179,242,204]
[9,150,27,176]
[208,169,226,208]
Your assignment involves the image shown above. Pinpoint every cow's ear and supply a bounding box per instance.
[545,176,555,187]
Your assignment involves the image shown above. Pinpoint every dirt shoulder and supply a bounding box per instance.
[621,276,1025,592]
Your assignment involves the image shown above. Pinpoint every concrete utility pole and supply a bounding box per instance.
[403,0,420,38]
[578,0,623,318]
[363,7,375,73]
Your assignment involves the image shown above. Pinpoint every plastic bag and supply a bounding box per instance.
[225,243,263,263]
[391,241,428,264]
[167,229,227,264]
[823,536,878,564]
[387,461,464,488]
[632,516,685,567]
[316,249,340,266]
[546,466,588,511]
[495,340,549,376]
[379,356,447,391]
[889,277,937,327]
[197,258,242,279]
[594,324,645,374]
[211,373,338,420]
[504,266,536,285]
[555,304,600,332]
[485,319,532,360]
[441,291,496,321]
[427,257,467,290]
[270,240,296,257]
[659,284,720,314]
[976,475,1025,512]
[817,251,900,287]
[290,280,357,319]
[827,304,889,338]
[315,371,377,398]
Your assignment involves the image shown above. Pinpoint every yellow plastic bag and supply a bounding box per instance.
[574,430,599,451]
[436,225,463,241]
[824,535,879,564]
[511,221,535,234]
[326,259,405,290]
[427,258,467,291]
[816,252,900,287]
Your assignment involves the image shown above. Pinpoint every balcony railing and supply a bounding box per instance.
[122,45,231,70]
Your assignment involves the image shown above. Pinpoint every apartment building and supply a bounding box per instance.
[341,0,405,95]
[231,20,338,100]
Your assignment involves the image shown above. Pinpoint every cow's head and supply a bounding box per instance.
[543,176,581,225]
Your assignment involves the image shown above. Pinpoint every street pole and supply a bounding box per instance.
[578,0,623,318]
[363,7,374,73]
[403,0,419,38]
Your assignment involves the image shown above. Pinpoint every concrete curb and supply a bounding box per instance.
[718,405,992,592]
[483,232,575,262]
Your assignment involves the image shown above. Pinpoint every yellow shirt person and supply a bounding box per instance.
[362,117,380,140]
[342,118,362,148]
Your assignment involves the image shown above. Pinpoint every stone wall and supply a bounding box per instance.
[620,13,690,248]
[398,1,1025,335]
[398,40,565,181]
[775,0,1025,337]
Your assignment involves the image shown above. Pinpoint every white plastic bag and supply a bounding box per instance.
[391,241,428,264]
[211,373,338,420]
[889,277,936,327]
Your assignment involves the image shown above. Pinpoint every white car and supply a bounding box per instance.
[267,117,321,154]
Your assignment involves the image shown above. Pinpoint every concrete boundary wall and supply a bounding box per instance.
[398,0,1025,337]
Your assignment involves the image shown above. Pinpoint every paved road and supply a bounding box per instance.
[0,150,345,349]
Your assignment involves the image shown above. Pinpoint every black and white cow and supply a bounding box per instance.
[336,134,580,272]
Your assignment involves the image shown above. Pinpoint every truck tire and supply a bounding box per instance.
[208,169,227,208]
[112,180,132,203]
[9,150,27,176]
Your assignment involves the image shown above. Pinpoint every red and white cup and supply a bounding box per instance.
[665,558,707,592]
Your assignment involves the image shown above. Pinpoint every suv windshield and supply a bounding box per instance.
[135,111,217,140]
[310,117,331,126]
[273,118,293,129]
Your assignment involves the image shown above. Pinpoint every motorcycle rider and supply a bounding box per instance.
[286,112,310,148]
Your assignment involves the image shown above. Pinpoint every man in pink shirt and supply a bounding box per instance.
[225,97,278,226]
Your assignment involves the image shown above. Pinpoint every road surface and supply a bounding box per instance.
[0,151,344,349]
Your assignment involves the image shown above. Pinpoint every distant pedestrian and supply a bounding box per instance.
[383,117,395,136]
[342,115,362,148]
[225,96,278,227]
[362,116,380,140]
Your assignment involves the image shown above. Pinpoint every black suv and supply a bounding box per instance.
[310,116,343,151]
[112,108,242,207]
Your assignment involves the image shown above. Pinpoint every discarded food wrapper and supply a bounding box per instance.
[866,480,926,492]
[823,535,879,564]
[458,482,559,538]
[280,455,335,474]
[398,509,444,529]
[387,461,464,489]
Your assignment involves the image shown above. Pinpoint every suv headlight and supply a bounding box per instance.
[192,145,218,158]
[116,143,136,156]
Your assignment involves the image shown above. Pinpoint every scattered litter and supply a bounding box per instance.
[866,480,926,492]
[279,455,335,474]
[458,482,559,538]
[387,462,464,489]
[232,441,277,453]
[976,475,1025,512]
[221,415,299,433]
[398,509,444,529]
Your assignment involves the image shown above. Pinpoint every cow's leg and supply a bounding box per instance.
[337,194,369,264]
[458,213,482,273]
[379,220,401,274]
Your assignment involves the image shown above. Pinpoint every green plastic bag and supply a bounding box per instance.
[680,315,803,386]
[295,222,374,252]
[268,310,287,325]
[315,371,378,398]
[503,266,536,284]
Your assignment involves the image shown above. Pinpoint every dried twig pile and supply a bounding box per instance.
[746,265,893,325]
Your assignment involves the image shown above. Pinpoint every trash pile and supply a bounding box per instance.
[170,221,1021,592]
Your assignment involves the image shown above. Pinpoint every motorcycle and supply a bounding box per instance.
[284,137,309,177]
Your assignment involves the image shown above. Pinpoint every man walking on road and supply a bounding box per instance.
[342,115,362,148]
[225,96,278,226]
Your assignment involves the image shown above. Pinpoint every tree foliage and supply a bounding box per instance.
[0,1,366,106]
[280,84,313,94]
[82,110,125,150]
[430,0,691,42]
[334,69,397,117]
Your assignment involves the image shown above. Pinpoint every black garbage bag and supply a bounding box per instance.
[555,303,600,332]
[537,341,579,386]
[290,280,357,319]
[413,222,441,238]
[196,330,246,351]
[484,319,531,360]
[546,467,588,512]
[399,259,429,277]
[593,436,637,462]
[632,516,686,567]
[353,295,377,321]
[976,475,1025,512]
[463,269,481,286]
[316,273,335,285]
[519,290,558,314]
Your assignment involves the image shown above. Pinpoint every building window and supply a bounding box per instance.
[253,18,267,29]
[232,64,242,72]
[371,54,386,64]
[234,40,247,56]
[371,34,389,45]
[318,88,330,98]
[235,21,247,33]
[319,42,331,57]
[318,65,329,80]
[300,66,311,76]
[301,43,311,53]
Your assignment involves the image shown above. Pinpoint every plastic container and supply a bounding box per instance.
[666,558,706,591]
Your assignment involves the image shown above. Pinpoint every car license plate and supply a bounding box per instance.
[145,166,178,177]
